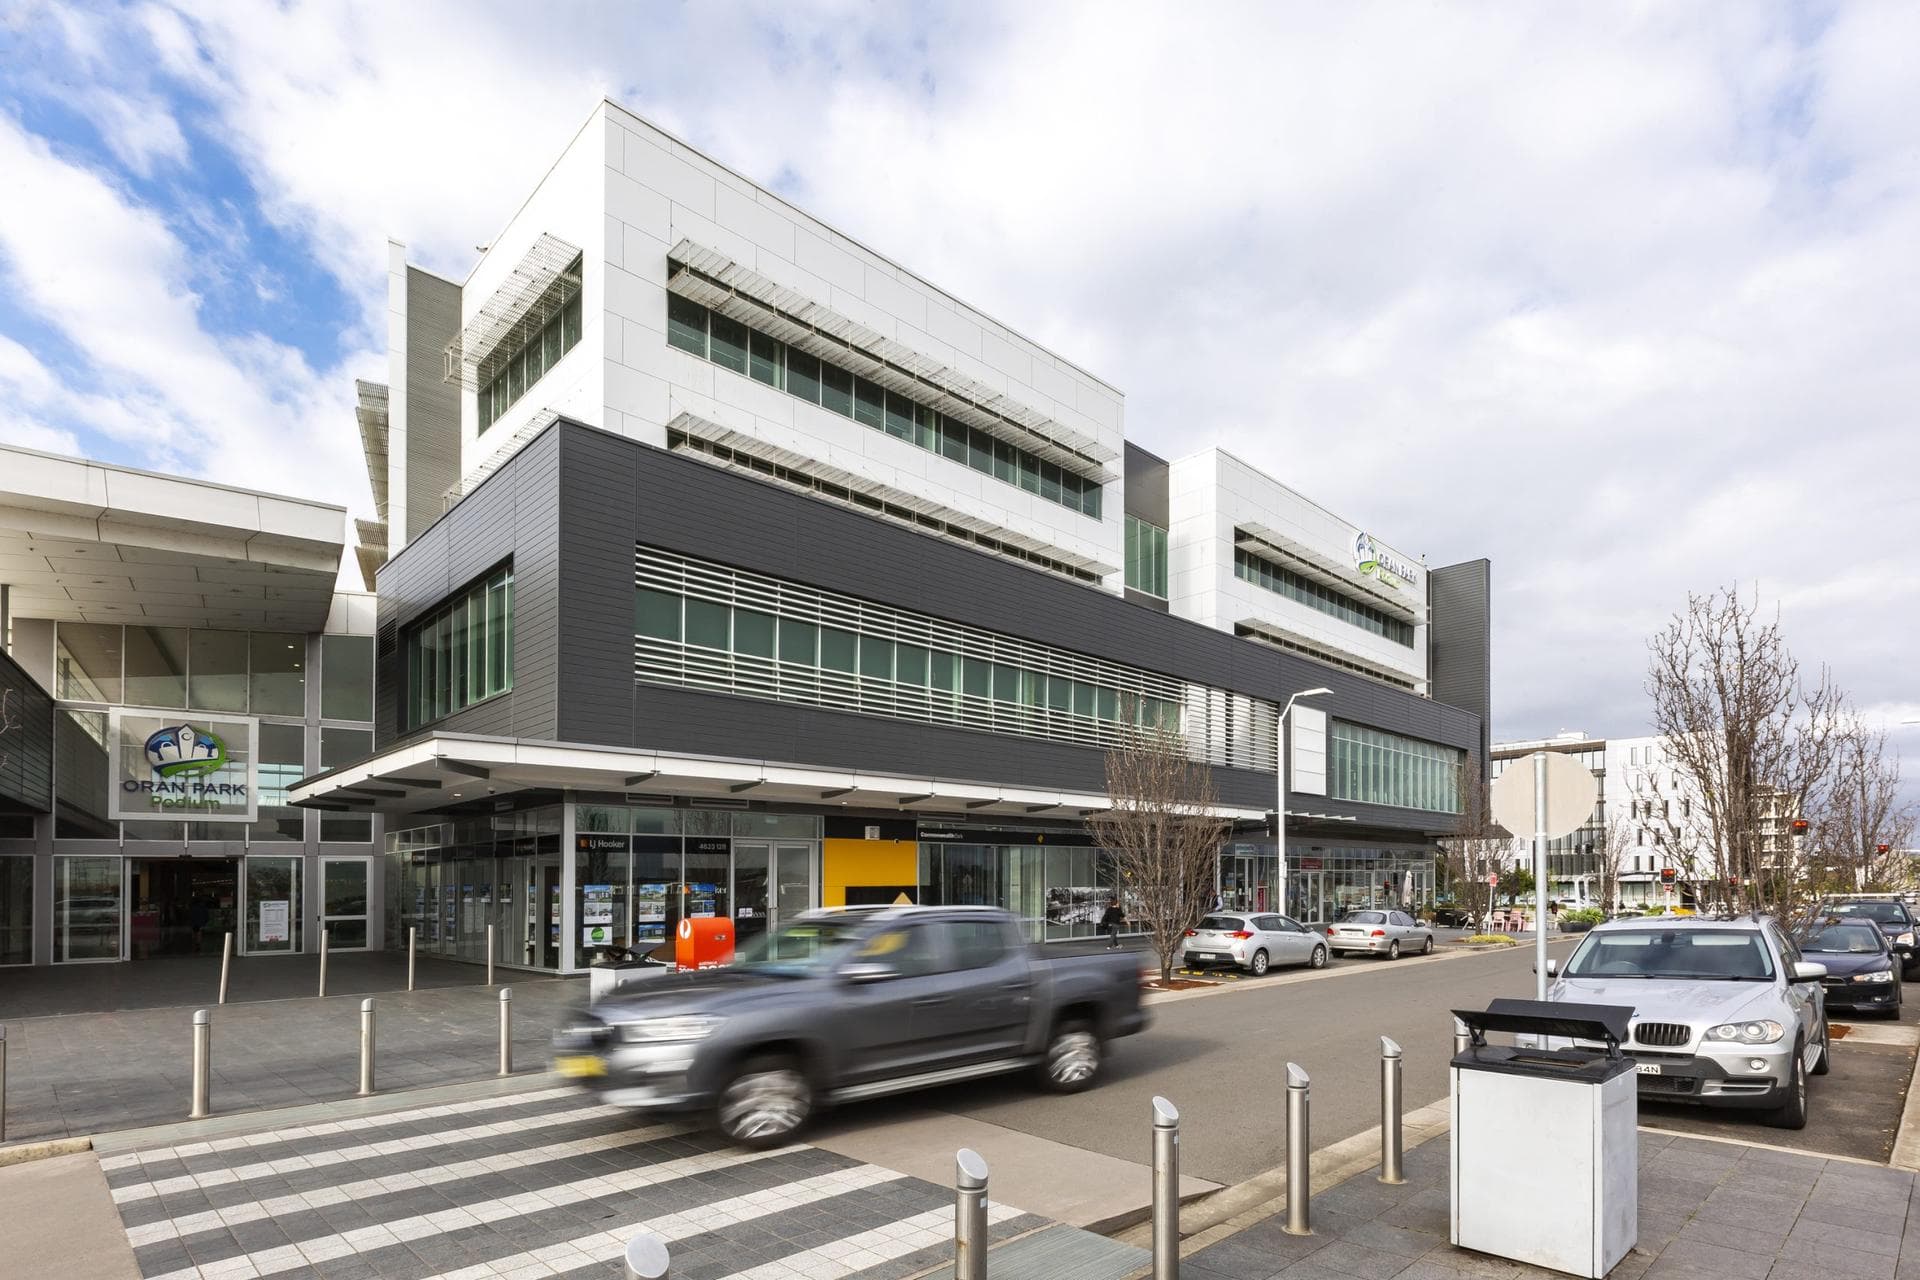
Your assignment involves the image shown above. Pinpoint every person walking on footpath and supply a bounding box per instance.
[1101,897,1125,950]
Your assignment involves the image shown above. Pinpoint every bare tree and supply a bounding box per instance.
[1646,585,1846,913]
[1593,813,1632,913]
[1437,751,1508,929]
[0,687,15,782]
[1808,715,1917,894]
[1088,713,1229,984]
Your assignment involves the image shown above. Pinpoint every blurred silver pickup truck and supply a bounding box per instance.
[551,905,1148,1145]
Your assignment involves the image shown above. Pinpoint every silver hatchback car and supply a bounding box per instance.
[1541,915,1829,1129]
[1181,912,1329,975]
[1327,909,1434,960]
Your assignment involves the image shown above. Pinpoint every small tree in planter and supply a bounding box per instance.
[1560,907,1607,933]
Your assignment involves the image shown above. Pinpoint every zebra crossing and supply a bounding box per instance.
[103,1086,1041,1280]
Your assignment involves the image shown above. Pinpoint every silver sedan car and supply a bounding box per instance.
[1326,909,1434,960]
[1181,912,1329,975]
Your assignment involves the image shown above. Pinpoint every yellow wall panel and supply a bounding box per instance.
[821,839,918,907]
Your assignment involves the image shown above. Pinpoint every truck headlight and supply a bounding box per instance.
[1857,970,1896,983]
[620,1015,724,1043]
[1706,1020,1784,1045]
[1897,933,1915,947]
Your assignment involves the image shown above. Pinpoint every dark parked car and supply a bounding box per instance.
[551,906,1148,1146]
[1819,898,1919,978]
[1798,917,1902,1017]
[1430,906,1474,928]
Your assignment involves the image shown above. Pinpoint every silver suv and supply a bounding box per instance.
[1541,915,1829,1129]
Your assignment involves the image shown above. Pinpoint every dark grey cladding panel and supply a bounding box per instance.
[1123,442,1170,527]
[540,419,1481,763]
[372,427,563,748]
[1428,558,1492,762]
[0,647,53,812]
[631,682,1273,810]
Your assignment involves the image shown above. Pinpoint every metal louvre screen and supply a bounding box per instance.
[633,545,1278,770]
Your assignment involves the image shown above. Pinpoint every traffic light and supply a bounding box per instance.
[1878,843,1893,855]
[1660,868,1676,885]
[1791,819,1810,835]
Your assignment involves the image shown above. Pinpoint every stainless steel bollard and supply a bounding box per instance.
[218,932,232,1005]
[1151,1096,1180,1280]
[1453,1017,1470,1057]
[190,1009,212,1119]
[954,1147,989,1280]
[407,926,417,992]
[486,923,495,986]
[1379,1036,1404,1185]
[1284,1062,1311,1235]
[358,998,377,1097]
[1,1024,8,1143]
[318,927,329,998]
[498,987,513,1076]
[623,1231,671,1279]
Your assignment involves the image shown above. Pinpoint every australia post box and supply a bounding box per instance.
[676,916,734,970]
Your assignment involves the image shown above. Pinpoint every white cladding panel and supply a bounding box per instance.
[1291,704,1328,796]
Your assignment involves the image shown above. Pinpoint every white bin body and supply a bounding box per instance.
[1451,1062,1636,1278]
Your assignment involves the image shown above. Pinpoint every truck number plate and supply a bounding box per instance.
[555,1055,607,1078]
[1634,1063,1662,1076]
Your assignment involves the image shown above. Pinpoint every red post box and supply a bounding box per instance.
[676,916,735,970]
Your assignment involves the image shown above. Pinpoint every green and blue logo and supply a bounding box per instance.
[143,724,227,778]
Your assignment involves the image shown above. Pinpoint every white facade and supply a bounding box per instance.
[1168,448,1428,691]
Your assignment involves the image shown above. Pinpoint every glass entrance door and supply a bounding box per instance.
[1287,869,1326,924]
[243,855,301,955]
[321,857,371,950]
[733,842,815,947]
[537,859,561,969]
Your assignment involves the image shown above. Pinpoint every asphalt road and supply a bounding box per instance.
[821,938,1917,1184]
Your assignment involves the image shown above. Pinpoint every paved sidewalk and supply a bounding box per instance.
[1,978,588,1142]
[1180,1127,1920,1279]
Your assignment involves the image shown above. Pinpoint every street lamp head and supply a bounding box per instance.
[1300,687,1333,698]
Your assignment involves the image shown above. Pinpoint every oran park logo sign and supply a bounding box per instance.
[1353,532,1418,591]
[144,723,228,778]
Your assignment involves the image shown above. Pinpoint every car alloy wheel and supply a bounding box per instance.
[717,1059,812,1147]
[1811,1018,1831,1075]
[1310,946,1327,969]
[1043,1022,1102,1092]
[1421,935,1434,956]
[1250,949,1270,976]
[1387,941,1401,961]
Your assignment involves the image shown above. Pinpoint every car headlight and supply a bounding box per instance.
[1897,933,1915,947]
[1857,970,1896,983]
[619,1015,724,1043]
[1706,1020,1784,1045]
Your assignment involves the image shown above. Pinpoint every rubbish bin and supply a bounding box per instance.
[1449,998,1636,1279]
[588,956,657,1001]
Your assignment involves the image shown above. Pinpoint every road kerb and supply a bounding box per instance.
[1141,935,1580,1006]
[1890,1027,1920,1172]
[0,1135,93,1169]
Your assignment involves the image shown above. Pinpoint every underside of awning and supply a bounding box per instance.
[1235,522,1424,622]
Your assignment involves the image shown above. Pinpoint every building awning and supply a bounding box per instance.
[444,234,581,389]
[666,239,1116,482]
[668,413,1118,579]
[354,380,390,523]
[290,732,1269,825]
[1235,523,1423,621]
[0,444,345,630]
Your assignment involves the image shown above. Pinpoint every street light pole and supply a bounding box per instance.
[1277,687,1333,917]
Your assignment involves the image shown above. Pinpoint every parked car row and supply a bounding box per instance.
[1179,908,1439,973]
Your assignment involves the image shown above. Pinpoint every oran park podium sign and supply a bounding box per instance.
[108,708,260,823]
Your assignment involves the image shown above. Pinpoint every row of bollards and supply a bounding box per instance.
[185,986,517,1120]
[216,921,494,1005]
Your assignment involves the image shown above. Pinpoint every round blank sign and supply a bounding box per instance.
[1490,751,1599,841]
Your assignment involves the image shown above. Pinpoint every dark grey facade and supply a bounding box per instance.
[376,421,1485,838]
[1428,558,1493,763]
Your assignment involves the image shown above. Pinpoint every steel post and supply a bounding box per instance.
[218,932,232,1005]
[1534,751,1549,1000]
[358,998,376,1097]
[1151,1096,1180,1280]
[1284,1063,1311,1235]
[1453,1018,1471,1057]
[498,987,513,1076]
[0,1024,7,1143]
[486,924,495,987]
[1379,1037,1404,1185]
[318,927,329,999]
[407,926,416,992]
[623,1232,670,1279]
[954,1148,988,1280]
[190,1009,212,1119]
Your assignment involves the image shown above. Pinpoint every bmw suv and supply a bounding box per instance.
[1540,915,1829,1129]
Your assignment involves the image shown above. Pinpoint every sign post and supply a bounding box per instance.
[1490,751,1599,999]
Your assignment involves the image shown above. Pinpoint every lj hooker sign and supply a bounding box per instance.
[109,709,259,823]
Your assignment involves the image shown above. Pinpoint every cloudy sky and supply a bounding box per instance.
[1,1,1916,767]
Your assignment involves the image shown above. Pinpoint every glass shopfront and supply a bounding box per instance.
[1283,842,1437,924]
[918,830,1129,943]
[389,808,563,969]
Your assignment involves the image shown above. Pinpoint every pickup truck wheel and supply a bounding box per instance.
[1249,949,1270,976]
[1039,1021,1103,1093]
[1764,1040,1809,1131]
[716,1056,813,1148]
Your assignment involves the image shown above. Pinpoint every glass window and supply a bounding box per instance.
[778,618,817,666]
[709,313,749,374]
[562,293,582,349]
[853,378,885,429]
[914,405,939,451]
[320,728,373,842]
[667,294,708,356]
[252,722,307,842]
[734,610,775,658]
[786,349,822,404]
[820,363,854,417]
[185,630,249,712]
[322,860,370,947]
[685,599,730,650]
[820,628,858,673]
[884,392,915,440]
[993,440,1016,484]
[320,635,373,721]
[1125,516,1169,598]
[992,663,1019,702]
[940,918,1012,970]
[635,590,682,641]
[54,709,112,839]
[860,636,894,681]
[929,650,956,691]
[968,428,992,474]
[56,623,122,703]
[897,643,928,686]
[1097,687,1119,720]
[749,331,782,387]
[55,855,121,962]
[940,421,968,463]
[507,350,525,401]
[123,626,189,707]
[963,658,992,699]
[0,858,30,965]
[245,855,302,954]
[249,633,306,716]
